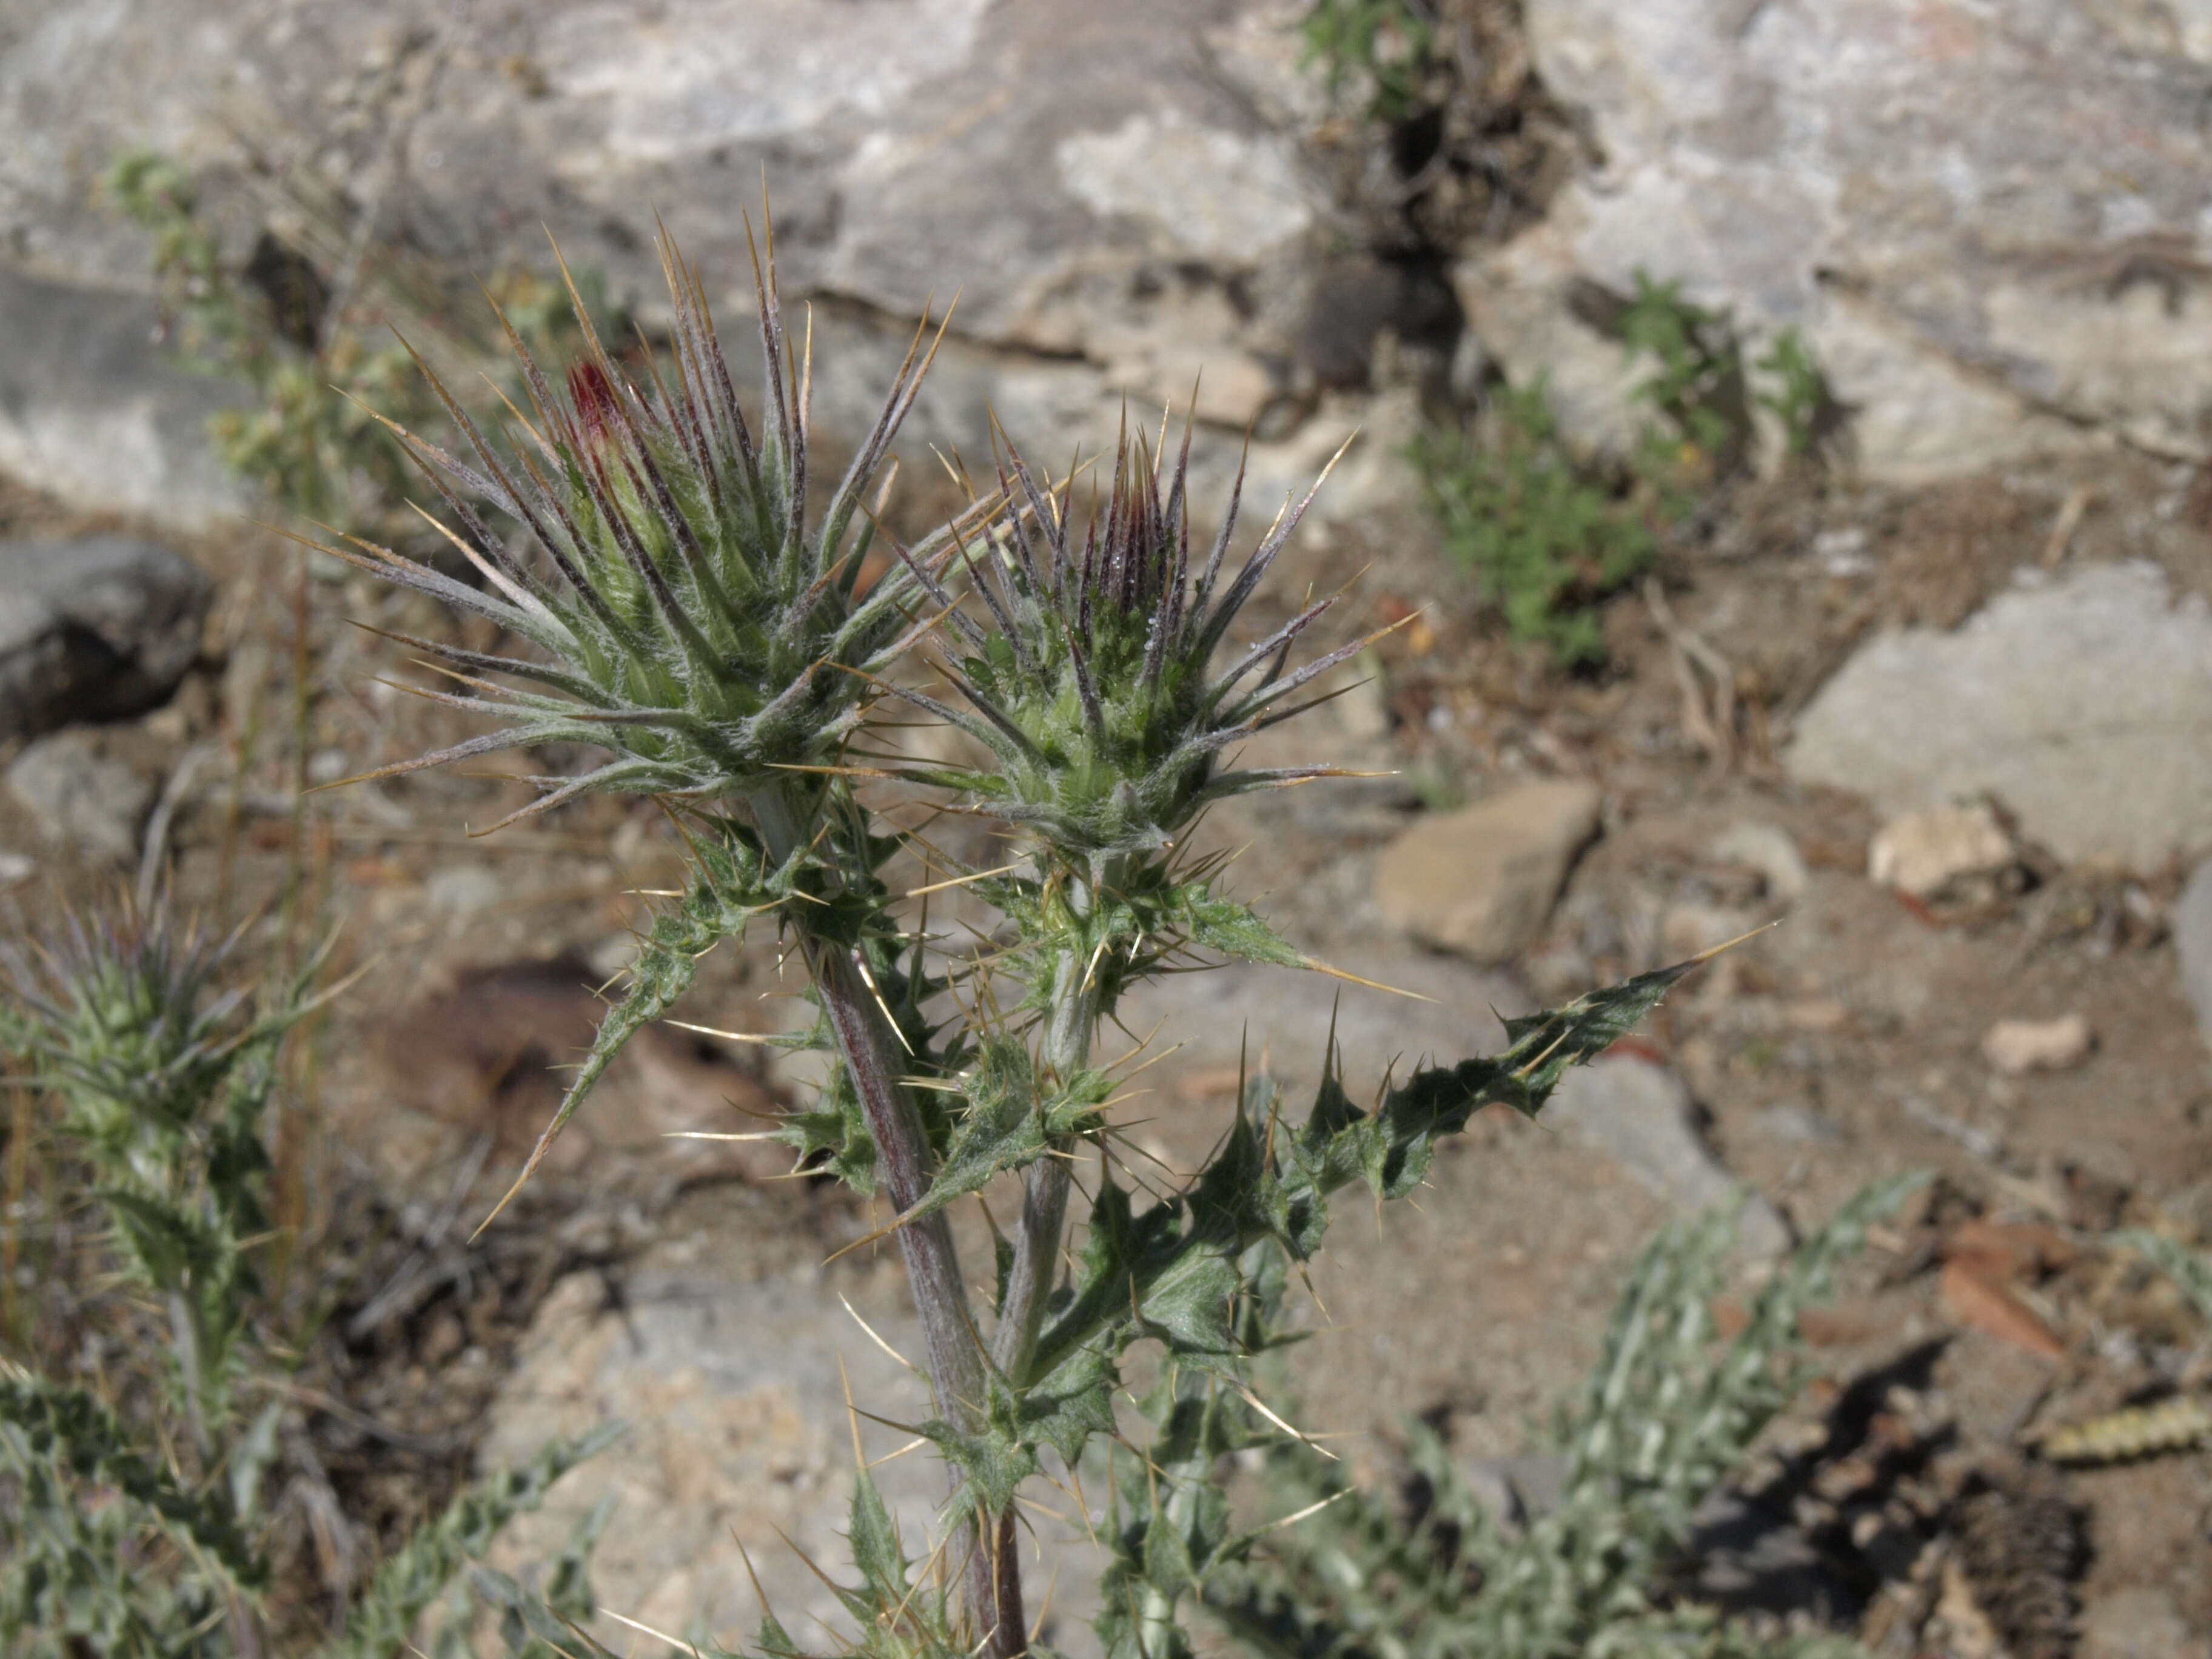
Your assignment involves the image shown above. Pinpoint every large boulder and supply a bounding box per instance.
[0,0,1418,526]
[1786,562,2212,873]
[1459,0,2212,480]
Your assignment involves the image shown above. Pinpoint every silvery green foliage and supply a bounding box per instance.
[330,1426,622,1659]
[0,908,326,1433]
[1199,1178,1923,1659]
[0,905,611,1659]
[0,1371,255,1658]
[318,227,951,834]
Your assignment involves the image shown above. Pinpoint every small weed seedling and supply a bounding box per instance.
[1298,0,1440,125]
[1416,275,1835,667]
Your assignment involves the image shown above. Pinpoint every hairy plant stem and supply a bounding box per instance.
[747,786,1009,1644]
[989,943,1098,1382]
[982,865,1120,1652]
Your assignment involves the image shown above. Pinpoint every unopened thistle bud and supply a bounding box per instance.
[894,420,1369,868]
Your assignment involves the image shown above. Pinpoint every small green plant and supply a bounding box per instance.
[1298,0,1439,124]
[0,906,609,1657]
[293,207,1750,1659]
[106,149,609,534]
[1752,329,1834,463]
[1413,380,1660,668]
[1618,275,1749,483]
[1418,276,1835,667]
[1203,1179,1917,1659]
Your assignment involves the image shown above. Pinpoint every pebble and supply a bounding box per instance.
[1373,779,1603,963]
[5,730,153,861]
[1709,820,1809,903]
[1981,1013,2093,1075]
[424,861,503,916]
[1867,803,2015,898]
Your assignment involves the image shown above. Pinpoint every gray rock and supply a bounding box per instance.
[0,266,247,527]
[480,1235,1100,1651]
[7,731,155,860]
[0,2,1387,526]
[0,535,211,740]
[1544,1058,1787,1256]
[1460,0,2212,480]
[1709,822,1808,905]
[2172,859,2212,1051]
[1374,780,1604,964]
[1786,563,2212,874]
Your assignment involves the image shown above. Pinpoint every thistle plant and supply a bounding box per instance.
[0,904,611,1658]
[336,215,1749,1658]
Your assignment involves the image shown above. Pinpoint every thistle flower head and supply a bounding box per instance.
[900,418,1361,866]
[319,220,960,831]
[0,906,248,1161]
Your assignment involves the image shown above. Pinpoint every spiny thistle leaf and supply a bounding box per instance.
[475,819,779,1230]
[985,958,1722,1517]
[902,1037,1113,1225]
[844,1462,911,1615]
[327,1422,621,1659]
[0,1373,267,1593]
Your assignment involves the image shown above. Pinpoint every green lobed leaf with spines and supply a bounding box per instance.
[1207,1178,1923,1659]
[0,1373,267,1594]
[325,1423,622,1659]
[906,959,1708,1537]
[903,1036,1114,1224]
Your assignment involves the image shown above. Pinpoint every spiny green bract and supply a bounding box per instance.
[894,424,1365,868]
[321,226,956,832]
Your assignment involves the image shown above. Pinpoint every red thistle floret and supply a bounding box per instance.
[886,418,1366,864]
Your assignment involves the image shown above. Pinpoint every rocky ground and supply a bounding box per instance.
[7,421,2212,1656]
